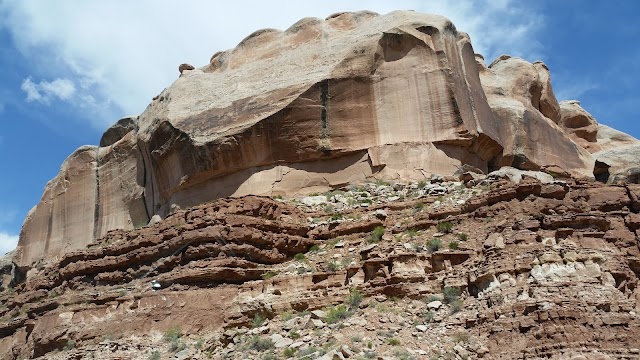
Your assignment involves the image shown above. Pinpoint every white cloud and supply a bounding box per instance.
[555,79,598,102]
[20,77,76,104]
[0,232,18,255]
[0,0,544,128]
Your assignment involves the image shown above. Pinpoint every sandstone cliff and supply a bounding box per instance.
[14,10,640,270]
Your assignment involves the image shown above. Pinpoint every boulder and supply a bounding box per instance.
[477,55,594,178]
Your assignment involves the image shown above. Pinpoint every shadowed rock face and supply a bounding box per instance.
[14,10,640,267]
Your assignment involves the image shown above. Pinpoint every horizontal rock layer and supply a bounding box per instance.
[2,177,639,359]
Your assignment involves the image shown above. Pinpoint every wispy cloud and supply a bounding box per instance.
[21,77,76,104]
[0,232,18,255]
[554,79,599,102]
[0,0,544,128]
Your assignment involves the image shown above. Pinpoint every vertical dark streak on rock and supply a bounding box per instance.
[321,79,329,138]
[137,141,153,222]
[93,150,101,241]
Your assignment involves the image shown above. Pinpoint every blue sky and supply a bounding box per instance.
[0,1,638,254]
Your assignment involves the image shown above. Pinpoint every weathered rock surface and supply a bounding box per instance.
[14,10,640,270]
[477,55,595,176]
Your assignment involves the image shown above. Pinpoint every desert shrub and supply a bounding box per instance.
[414,202,425,211]
[149,351,161,360]
[163,327,182,343]
[261,271,277,280]
[457,232,468,241]
[368,226,385,243]
[325,304,349,324]
[64,340,75,351]
[247,336,274,351]
[436,222,454,233]
[417,180,428,189]
[330,213,343,221]
[326,261,340,271]
[387,338,401,346]
[448,241,459,250]
[406,229,419,238]
[426,238,442,253]
[252,314,266,328]
[283,348,296,358]
[294,253,306,261]
[443,287,461,304]
[346,289,363,308]
[450,299,463,314]
[422,310,435,323]
[452,331,470,343]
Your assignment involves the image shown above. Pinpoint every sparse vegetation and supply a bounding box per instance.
[346,289,363,308]
[246,336,274,351]
[325,304,349,324]
[330,213,344,221]
[426,238,442,253]
[436,221,454,233]
[406,228,419,238]
[149,350,161,360]
[272,194,283,200]
[450,299,463,314]
[261,270,278,280]
[368,226,385,243]
[308,244,320,253]
[457,232,468,241]
[64,340,75,351]
[283,348,296,358]
[326,260,340,271]
[452,331,470,343]
[387,337,401,346]
[448,241,459,250]
[252,314,266,328]
[422,310,435,323]
[417,180,428,189]
[414,202,424,211]
[294,253,306,261]
[443,287,461,304]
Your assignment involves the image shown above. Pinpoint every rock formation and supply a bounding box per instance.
[13,10,640,278]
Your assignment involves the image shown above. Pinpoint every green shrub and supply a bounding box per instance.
[289,331,301,339]
[422,310,435,323]
[452,331,470,343]
[294,253,306,261]
[436,222,454,233]
[308,244,320,252]
[326,261,340,272]
[247,336,274,351]
[426,238,442,253]
[64,340,75,351]
[149,351,161,360]
[448,241,459,250]
[252,314,266,328]
[261,270,278,280]
[272,194,283,200]
[163,327,182,343]
[417,180,428,189]
[283,348,296,358]
[368,226,385,243]
[330,213,343,221]
[457,232,468,241]
[387,338,401,346]
[450,299,463,314]
[406,229,419,238]
[443,287,461,304]
[298,347,323,358]
[325,304,349,324]
[425,294,441,303]
[414,202,424,211]
[346,289,363,308]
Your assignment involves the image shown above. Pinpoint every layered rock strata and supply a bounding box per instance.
[1,175,639,359]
